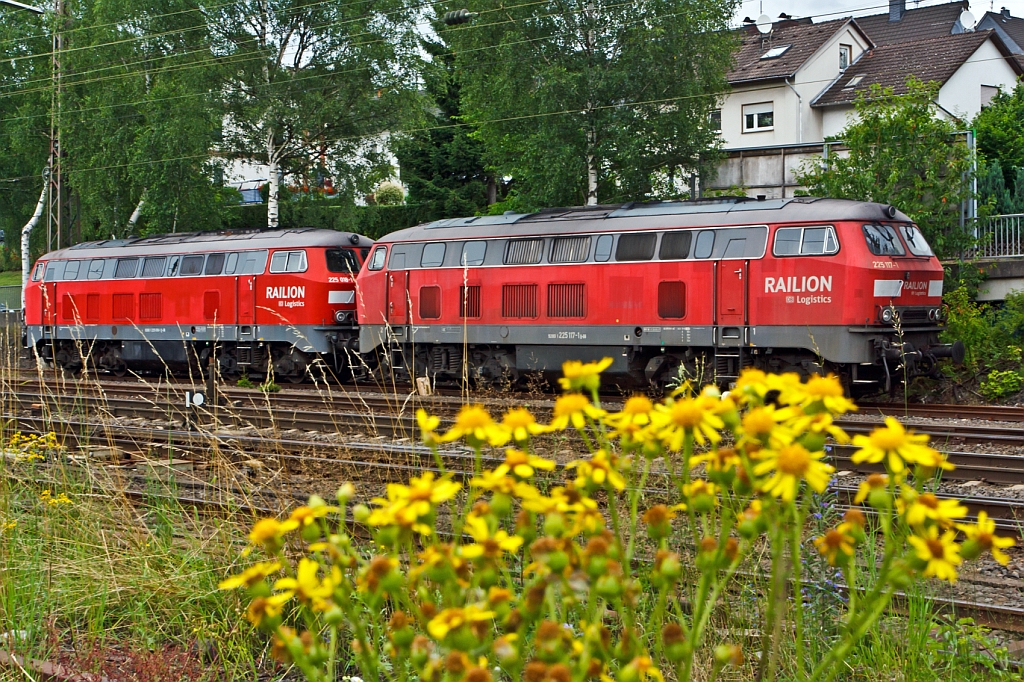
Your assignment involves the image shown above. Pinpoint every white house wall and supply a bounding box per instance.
[937,39,1019,120]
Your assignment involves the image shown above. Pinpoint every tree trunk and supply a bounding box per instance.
[127,193,145,228]
[486,177,497,205]
[267,129,280,228]
[21,167,49,310]
[586,125,598,206]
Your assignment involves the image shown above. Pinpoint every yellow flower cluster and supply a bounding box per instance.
[39,489,72,507]
[221,361,1013,682]
[5,431,60,462]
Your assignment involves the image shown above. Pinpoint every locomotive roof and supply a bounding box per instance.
[41,227,374,260]
[379,197,912,243]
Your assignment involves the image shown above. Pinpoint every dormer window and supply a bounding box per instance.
[839,44,851,70]
[760,44,792,59]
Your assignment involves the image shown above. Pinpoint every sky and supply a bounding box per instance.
[733,0,1024,25]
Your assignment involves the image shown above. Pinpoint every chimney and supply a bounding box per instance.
[889,0,905,22]
[1002,7,1012,20]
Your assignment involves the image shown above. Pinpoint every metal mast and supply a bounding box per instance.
[46,0,64,251]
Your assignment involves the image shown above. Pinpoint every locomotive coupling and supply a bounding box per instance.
[928,340,966,364]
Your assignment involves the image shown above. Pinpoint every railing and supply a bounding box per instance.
[0,285,22,311]
[973,214,1024,259]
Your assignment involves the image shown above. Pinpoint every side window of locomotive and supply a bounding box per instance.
[238,250,268,275]
[693,230,716,259]
[180,255,205,276]
[166,255,181,277]
[615,233,656,261]
[659,231,692,260]
[224,253,239,275]
[63,260,81,280]
[773,227,802,256]
[87,259,105,280]
[141,257,166,277]
[862,224,904,256]
[461,241,487,266]
[550,236,591,263]
[32,262,46,281]
[114,258,139,279]
[270,250,308,273]
[899,224,933,256]
[368,246,387,271]
[800,227,838,255]
[594,235,613,262]
[504,238,544,265]
[205,253,226,275]
[326,248,359,274]
[44,261,64,281]
[421,243,446,268]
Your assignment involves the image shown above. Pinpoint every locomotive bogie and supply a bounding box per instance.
[23,228,373,381]
[357,198,961,392]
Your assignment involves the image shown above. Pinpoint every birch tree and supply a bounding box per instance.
[208,0,422,227]
[445,0,737,209]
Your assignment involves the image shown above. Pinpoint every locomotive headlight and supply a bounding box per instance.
[933,308,943,322]
[927,308,936,321]
[334,310,349,324]
[879,308,894,324]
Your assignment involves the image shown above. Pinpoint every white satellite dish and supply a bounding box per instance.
[756,13,773,34]
[959,9,976,31]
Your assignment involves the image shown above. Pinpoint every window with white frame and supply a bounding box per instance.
[839,44,851,70]
[742,102,774,133]
[981,85,999,108]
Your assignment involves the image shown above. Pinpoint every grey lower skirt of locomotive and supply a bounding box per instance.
[30,324,363,383]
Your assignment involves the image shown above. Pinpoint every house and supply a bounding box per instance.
[976,7,1024,54]
[708,1,1024,198]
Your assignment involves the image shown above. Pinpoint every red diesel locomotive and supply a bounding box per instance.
[24,228,372,381]
[356,197,963,391]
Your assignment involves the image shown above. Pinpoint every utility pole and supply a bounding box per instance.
[47,0,65,251]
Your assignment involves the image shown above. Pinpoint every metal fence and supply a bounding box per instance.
[0,285,21,311]
[973,214,1024,259]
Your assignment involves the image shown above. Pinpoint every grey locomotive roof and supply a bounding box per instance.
[42,228,373,260]
[379,197,912,243]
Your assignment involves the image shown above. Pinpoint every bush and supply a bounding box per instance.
[980,369,1024,401]
[373,182,406,206]
[942,288,1024,395]
[221,364,1014,682]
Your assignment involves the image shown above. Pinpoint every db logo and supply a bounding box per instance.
[786,296,794,303]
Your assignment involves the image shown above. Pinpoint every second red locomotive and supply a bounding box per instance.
[356,197,963,392]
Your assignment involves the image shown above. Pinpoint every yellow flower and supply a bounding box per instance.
[779,373,857,414]
[377,472,462,518]
[899,488,967,529]
[288,503,336,529]
[546,393,607,431]
[219,561,283,590]
[470,469,540,500]
[501,408,544,442]
[733,368,773,403]
[273,558,335,607]
[784,410,851,445]
[496,448,555,480]
[427,604,496,640]
[558,357,613,392]
[691,448,741,475]
[410,544,468,584]
[853,473,889,504]
[522,486,599,516]
[909,526,962,583]
[567,449,626,491]
[248,518,299,548]
[417,408,441,444]
[653,394,724,448]
[957,511,1016,566]
[245,593,290,626]
[681,479,719,500]
[813,525,857,566]
[621,656,665,682]
[439,405,509,446]
[604,395,655,437]
[753,443,834,502]
[850,417,944,475]
[460,514,524,560]
[741,405,788,441]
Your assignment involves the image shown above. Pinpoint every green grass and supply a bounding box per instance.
[0,271,21,286]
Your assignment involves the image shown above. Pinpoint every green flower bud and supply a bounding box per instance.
[868,487,891,510]
[490,493,513,518]
[960,538,983,561]
[544,513,567,538]
[617,662,640,682]
[692,494,715,515]
[547,550,570,573]
[336,483,355,504]
[799,432,827,452]
[738,519,760,540]
[665,641,688,663]
[352,504,370,523]
[324,606,345,627]
[248,580,272,598]
[595,573,622,599]
[375,526,399,547]
[301,522,322,543]
[587,555,609,578]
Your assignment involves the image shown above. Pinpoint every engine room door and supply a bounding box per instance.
[387,270,409,325]
[716,261,747,329]
[237,276,256,326]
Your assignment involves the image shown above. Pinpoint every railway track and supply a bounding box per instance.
[858,401,1024,422]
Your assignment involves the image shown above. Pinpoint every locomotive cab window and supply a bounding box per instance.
[421,243,446,268]
[368,247,387,271]
[862,224,905,256]
[898,224,933,256]
[594,235,613,262]
[615,233,656,261]
[87,259,105,280]
[114,258,139,279]
[44,261,63,281]
[270,250,307,273]
[326,248,360,274]
[224,253,239,274]
[773,226,838,257]
[63,260,81,280]
[205,253,226,275]
[167,255,181,277]
[693,230,715,259]
[659,231,692,260]
[31,262,45,281]
[461,241,487,266]
[180,255,205,276]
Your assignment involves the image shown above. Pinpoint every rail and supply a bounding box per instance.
[972,213,1024,259]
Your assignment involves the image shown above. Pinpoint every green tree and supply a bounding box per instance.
[445,0,737,209]
[208,0,423,227]
[797,78,974,259]
[392,37,493,219]
[974,80,1024,193]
